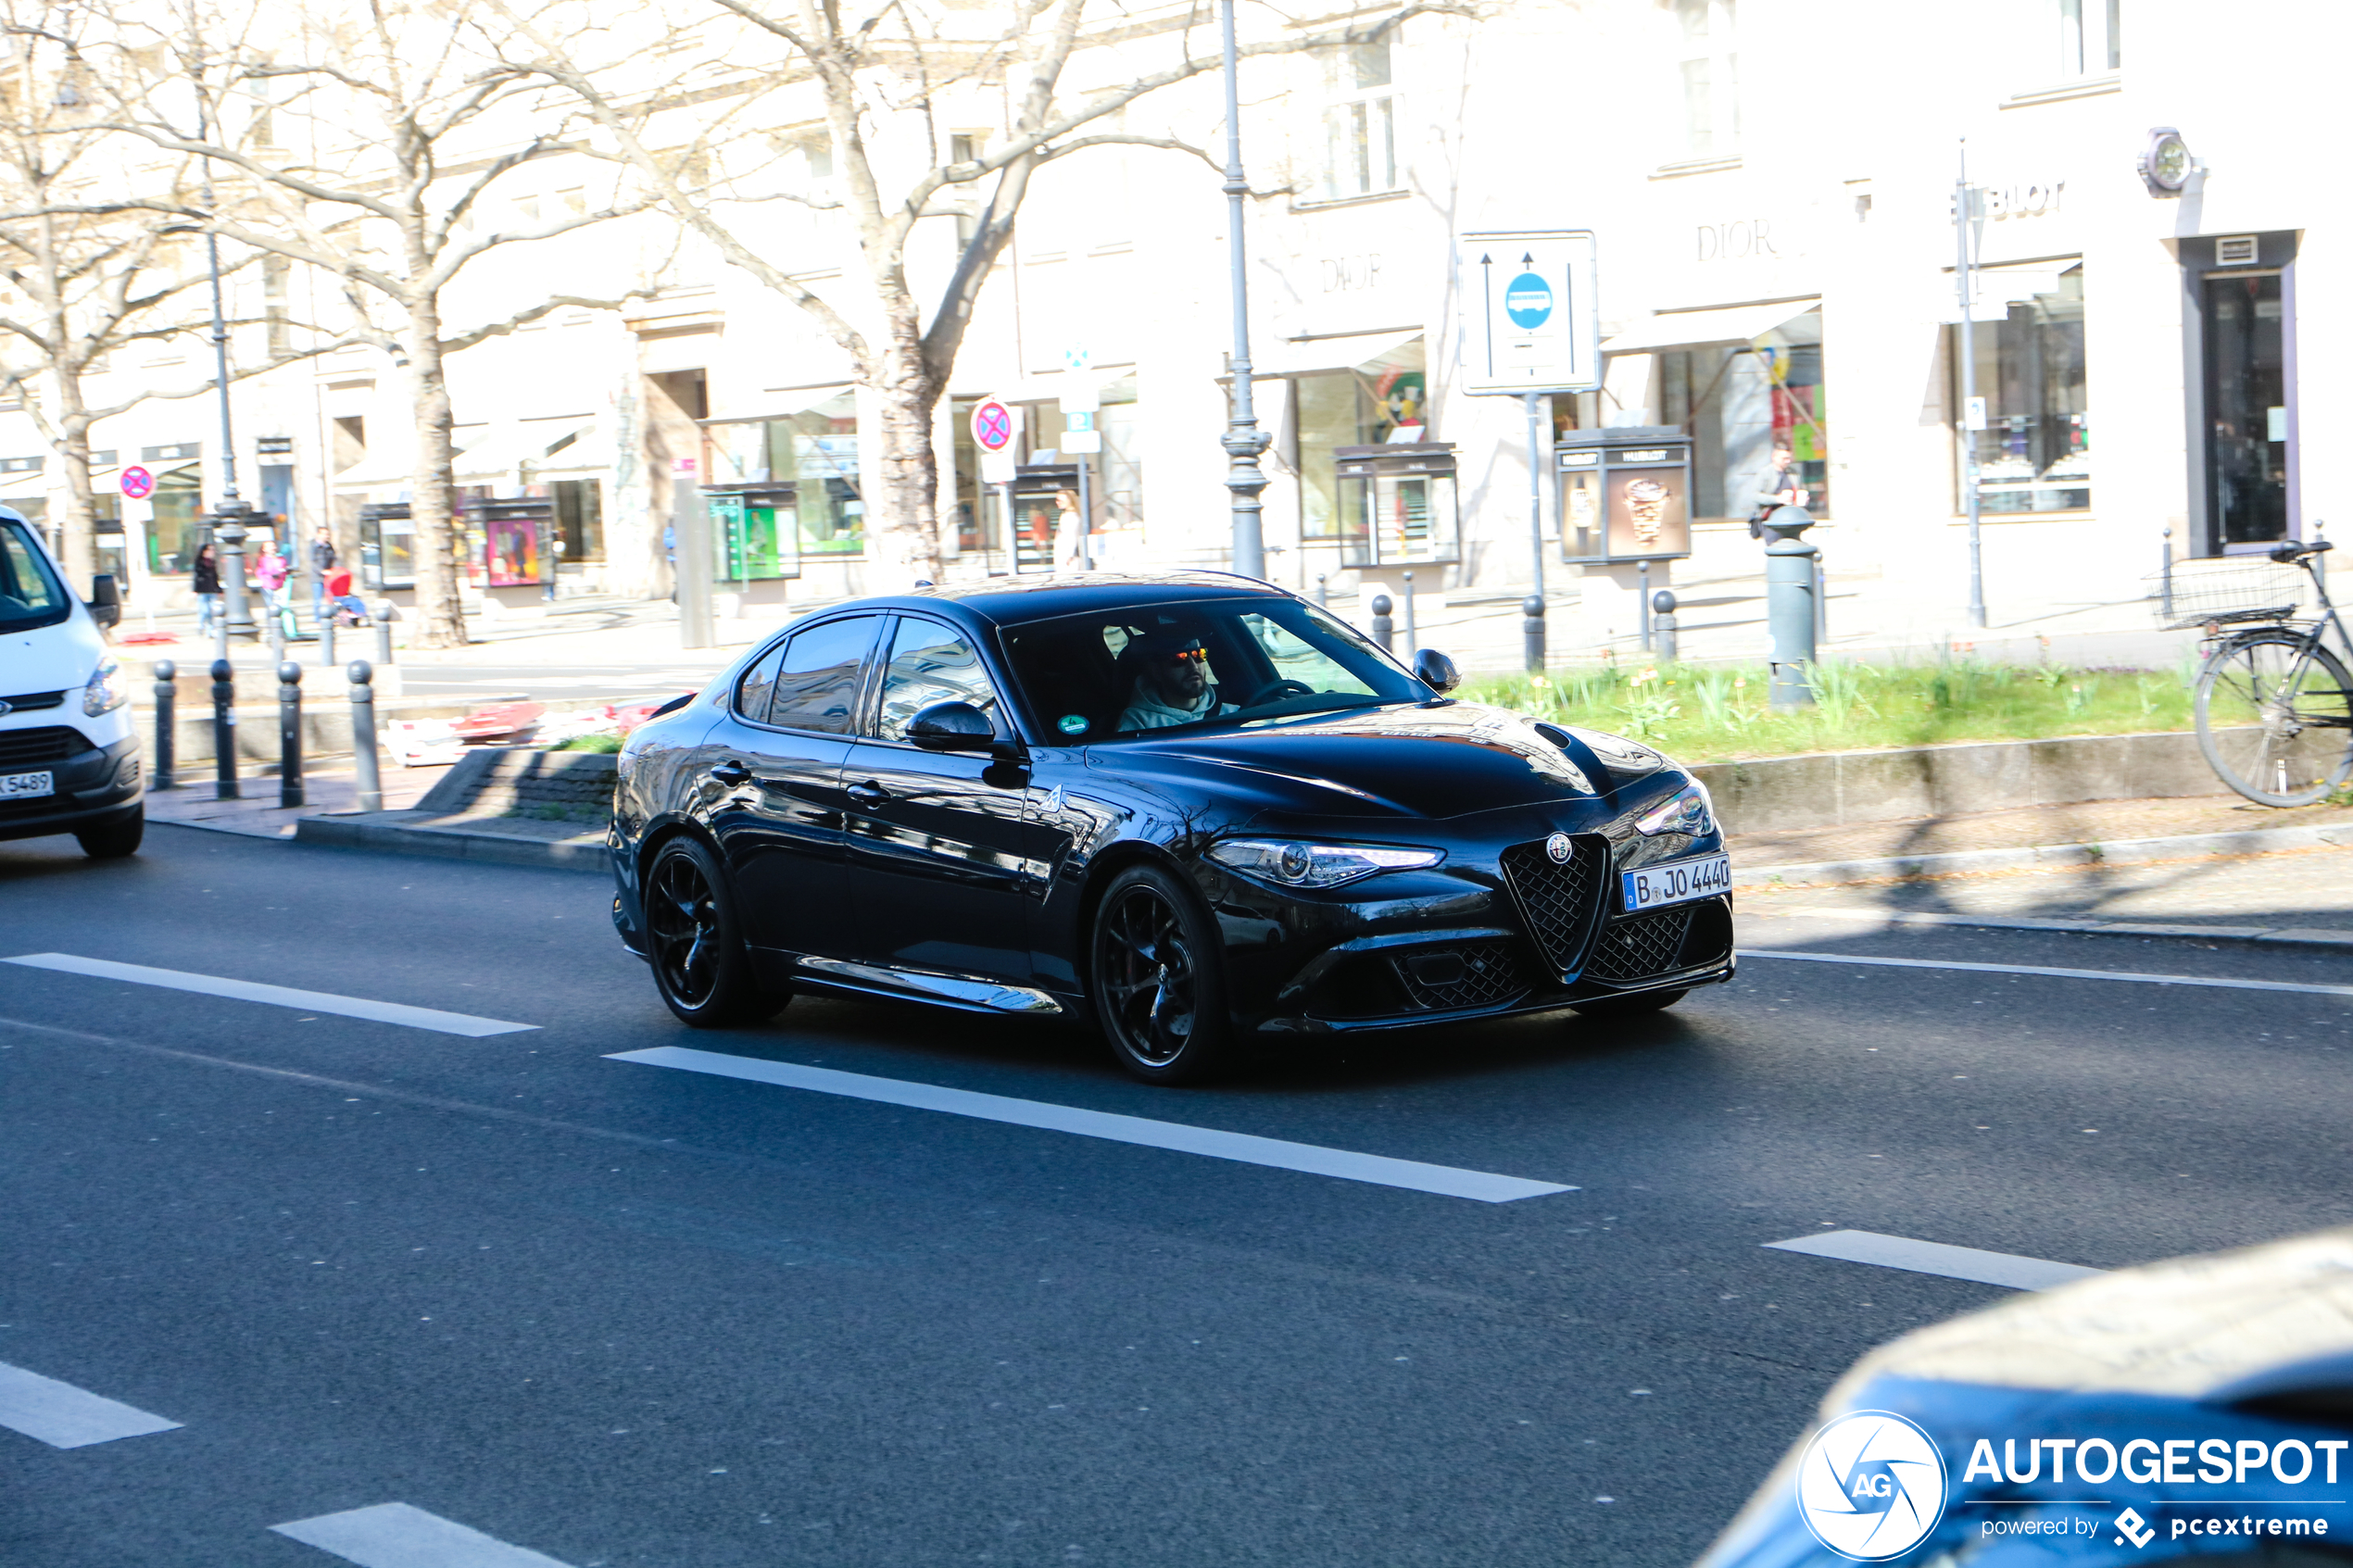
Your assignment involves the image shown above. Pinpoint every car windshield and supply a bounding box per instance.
[0,518,69,633]
[1000,595,1428,746]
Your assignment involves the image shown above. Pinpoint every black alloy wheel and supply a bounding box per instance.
[1090,864,1231,1085]
[644,835,785,1027]
[73,807,144,859]
[1569,987,1688,1019]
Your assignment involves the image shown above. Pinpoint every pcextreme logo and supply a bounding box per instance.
[1795,1411,1950,1562]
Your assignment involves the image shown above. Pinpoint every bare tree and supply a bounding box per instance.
[91,0,659,648]
[493,0,1459,588]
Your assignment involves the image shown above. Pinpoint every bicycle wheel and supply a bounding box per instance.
[2194,632,2353,807]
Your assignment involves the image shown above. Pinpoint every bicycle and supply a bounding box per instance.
[2163,539,2350,807]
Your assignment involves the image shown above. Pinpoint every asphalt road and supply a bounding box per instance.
[3,825,2348,1568]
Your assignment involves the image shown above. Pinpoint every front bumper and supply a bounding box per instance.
[1202,808,1734,1034]
[0,732,143,844]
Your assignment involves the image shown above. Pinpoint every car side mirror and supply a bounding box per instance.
[908,699,1001,751]
[87,573,121,629]
[1412,646,1460,695]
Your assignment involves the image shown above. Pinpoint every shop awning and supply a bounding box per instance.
[521,420,604,473]
[1242,329,1423,381]
[0,469,48,498]
[329,450,417,489]
[1600,299,1820,356]
[710,383,855,424]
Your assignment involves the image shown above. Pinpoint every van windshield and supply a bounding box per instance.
[0,518,70,633]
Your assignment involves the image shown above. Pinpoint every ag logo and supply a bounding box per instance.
[1794,1410,1947,1561]
[1545,832,1573,864]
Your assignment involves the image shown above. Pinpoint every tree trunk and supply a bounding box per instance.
[53,376,96,588]
[404,298,467,650]
[867,330,944,588]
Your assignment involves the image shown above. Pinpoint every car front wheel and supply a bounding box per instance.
[644,835,785,1027]
[1090,864,1232,1085]
[75,807,144,859]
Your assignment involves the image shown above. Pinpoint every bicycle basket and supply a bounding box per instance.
[2146,556,2307,630]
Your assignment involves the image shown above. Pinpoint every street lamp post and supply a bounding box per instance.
[1955,139,1987,629]
[1218,0,1270,581]
[195,59,255,645]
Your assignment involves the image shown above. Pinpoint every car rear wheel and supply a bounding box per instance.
[1570,987,1688,1019]
[1091,864,1231,1085]
[75,807,143,860]
[645,836,785,1027]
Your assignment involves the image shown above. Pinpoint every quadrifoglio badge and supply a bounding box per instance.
[1792,1410,2348,1561]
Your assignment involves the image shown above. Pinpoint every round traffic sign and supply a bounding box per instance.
[1504,271,1554,330]
[971,399,1013,453]
[119,465,154,500]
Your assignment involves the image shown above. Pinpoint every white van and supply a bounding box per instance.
[0,507,143,858]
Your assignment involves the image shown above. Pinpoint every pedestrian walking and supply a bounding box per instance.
[1052,489,1088,575]
[254,542,289,630]
[192,542,221,635]
[309,525,337,624]
[1749,444,1809,539]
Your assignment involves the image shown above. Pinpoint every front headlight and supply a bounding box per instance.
[1206,839,1444,889]
[82,658,127,717]
[1633,779,1714,837]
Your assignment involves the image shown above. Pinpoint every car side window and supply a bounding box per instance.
[764,615,880,734]
[734,638,788,723]
[875,618,1000,742]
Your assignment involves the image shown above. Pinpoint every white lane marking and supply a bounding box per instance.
[271,1504,576,1568]
[1767,1230,2106,1292]
[610,1046,1574,1203]
[0,1361,182,1449]
[1,955,537,1036]
[1736,947,2353,997]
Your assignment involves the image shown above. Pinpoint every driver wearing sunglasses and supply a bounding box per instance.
[1115,627,1235,733]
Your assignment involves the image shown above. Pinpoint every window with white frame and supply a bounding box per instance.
[2057,0,2120,75]
[1322,38,1400,201]
[1671,0,1739,162]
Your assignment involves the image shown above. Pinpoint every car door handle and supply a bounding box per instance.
[710,759,750,787]
[846,779,890,807]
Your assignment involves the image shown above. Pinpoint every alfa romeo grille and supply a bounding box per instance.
[1390,942,1529,1011]
[0,726,85,770]
[1584,907,1694,983]
[1499,834,1608,973]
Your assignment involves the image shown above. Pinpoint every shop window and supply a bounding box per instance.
[1096,376,1143,531]
[1658,317,1826,521]
[2057,0,2120,75]
[1322,39,1400,200]
[1951,266,2089,515]
[1671,0,1739,161]
[553,478,604,563]
[1294,359,1426,542]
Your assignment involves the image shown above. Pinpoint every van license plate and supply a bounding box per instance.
[1619,853,1730,912]
[1,771,55,799]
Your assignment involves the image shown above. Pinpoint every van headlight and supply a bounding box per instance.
[1205,839,1444,889]
[82,658,127,716]
[1633,779,1715,837]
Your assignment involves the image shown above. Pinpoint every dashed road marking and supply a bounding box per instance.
[610,1046,1575,1203]
[2,954,538,1036]
[1766,1229,2106,1291]
[0,1361,182,1449]
[271,1503,577,1567]
[1736,947,2353,997]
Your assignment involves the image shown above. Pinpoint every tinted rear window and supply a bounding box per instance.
[765,615,879,734]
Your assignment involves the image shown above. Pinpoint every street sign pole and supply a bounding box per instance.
[971,398,1020,575]
[1956,140,1988,629]
[1456,230,1599,671]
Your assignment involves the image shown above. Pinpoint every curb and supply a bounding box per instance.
[293,811,610,872]
[1762,905,2353,951]
[1731,822,2353,889]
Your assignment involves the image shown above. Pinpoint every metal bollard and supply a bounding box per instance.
[151,659,177,790]
[1315,572,1327,608]
[266,596,285,667]
[1762,507,1819,708]
[320,610,336,669]
[210,658,239,800]
[1523,595,1546,674]
[348,659,383,813]
[1402,571,1416,654]
[1652,590,1680,664]
[1369,594,1393,653]
[1815,558,1830,646]
[1638,560,1653,652]
[373,601,396,667]
[277,661,305,809]
[2160,524,2175,621]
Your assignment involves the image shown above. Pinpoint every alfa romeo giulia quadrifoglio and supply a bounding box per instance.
[609,572,1732,1083]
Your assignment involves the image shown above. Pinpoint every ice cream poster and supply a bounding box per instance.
[1606,469,1689,558]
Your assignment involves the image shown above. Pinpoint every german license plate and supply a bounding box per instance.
[0,770,54,800]
[1620,853,1730,913]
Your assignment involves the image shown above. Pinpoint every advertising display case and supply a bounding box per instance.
[1331,444,1459,567]
[1010,463,1079,573]
[706,486,804,583]
[359,502,414,591]
[1557,426,1694,563]
[473,495,552,587]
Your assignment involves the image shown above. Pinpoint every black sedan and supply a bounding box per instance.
[610,572,1732,1083]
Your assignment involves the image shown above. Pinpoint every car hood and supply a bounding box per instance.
[1086,700,1668,822]
[1,614,102,703]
